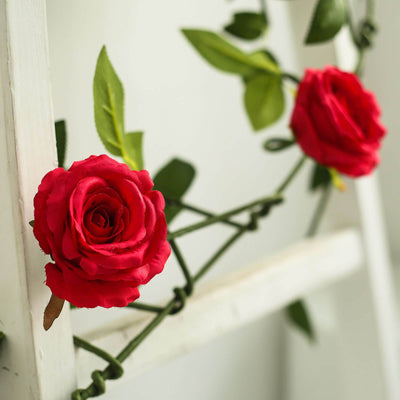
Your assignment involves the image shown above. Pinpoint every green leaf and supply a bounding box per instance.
[286,300,315,341]
[224,12,268,40]
[305,0,346,44]
[243,50,280,84]
[93,46,143,170]
[153,158,196,224]
[123,131,144,171]
[310,163,332,191]
[182,29,279,76]
[93,46,124,157]
[244,74,285,131]
[55,120,67,169]
[252,49,280,66]
[263,137,295,152]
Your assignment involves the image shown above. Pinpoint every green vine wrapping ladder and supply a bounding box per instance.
[71,155,326,400]
[61,0,377,398]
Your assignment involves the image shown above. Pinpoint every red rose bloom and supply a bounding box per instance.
[33,155,170,308]
[290,66,386,177]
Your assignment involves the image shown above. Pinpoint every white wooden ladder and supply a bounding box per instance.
[0,1,398,399]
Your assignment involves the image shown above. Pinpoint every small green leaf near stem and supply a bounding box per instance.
[286,300,315,341]
[305,0,346,44]
[55,120,67,169]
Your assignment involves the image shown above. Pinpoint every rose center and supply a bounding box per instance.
[91,208,111,228]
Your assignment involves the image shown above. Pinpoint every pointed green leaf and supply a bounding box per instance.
[286,300,315,341]
[243,50,280,83]
[310,163,332,191]
[250,49,280,67]
[153,158,196,224]
[123,131,144,171]
[93,46,124,157]
[224,11,268,40]
[93,46,143,171]
[182,29,279,76]
[244,74,285,131]
[55,120,67,169]
[263,137,295,152]
[305,0,346,44]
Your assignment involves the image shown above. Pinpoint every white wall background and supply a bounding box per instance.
[45,0,397,399]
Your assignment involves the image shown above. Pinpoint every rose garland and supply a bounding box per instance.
[28,0,382,398]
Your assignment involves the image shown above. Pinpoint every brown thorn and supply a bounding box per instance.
[43,294,65,331]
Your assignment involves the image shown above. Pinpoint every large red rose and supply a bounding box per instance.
[290,66,386,177]
[33,155,170,308]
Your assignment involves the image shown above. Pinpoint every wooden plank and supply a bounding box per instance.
[354,176,400,400]
[334,29,400,400]
[0,1,76,399]
[76,229,363,388]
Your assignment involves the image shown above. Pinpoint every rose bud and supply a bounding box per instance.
[33,155,170,311]
[290,66,386,177]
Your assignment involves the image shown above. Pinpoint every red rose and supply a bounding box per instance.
[33,155,170,308]
[290,66,386,177]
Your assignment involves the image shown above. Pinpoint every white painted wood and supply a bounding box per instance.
[354,176,400,400]
[334,28,400,400]
[75,229,363,389]
[0,1,76,399]
[281,18,400,400]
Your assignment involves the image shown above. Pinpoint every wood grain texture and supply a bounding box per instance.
[0,1,76,399]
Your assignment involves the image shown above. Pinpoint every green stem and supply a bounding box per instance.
[282,72,301,85]
[72,301,176,399]
[306,183,332,237]
[285,183,333,340]
[346,0,376,77]
[345,0,360,48]
[71,148,307,399]
[170,239,194,294]
[167,155,307,241]
[366,0,375,19]
[117,300,176,363]
[259,0,268,21]
[276,155,307,194]
[166,198,246,229]
[126,302,165,313]
[167,194,283,241]
[73,336,122,369]
[355,48,366,77]
[193,227,247,283]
